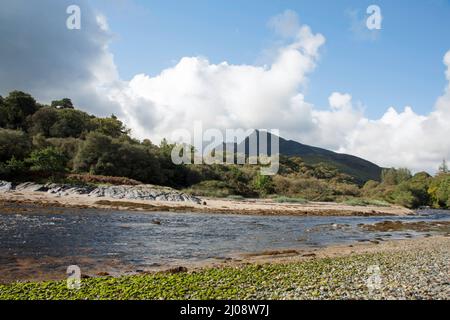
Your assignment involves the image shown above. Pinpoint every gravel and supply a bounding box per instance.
[1,238,448,300]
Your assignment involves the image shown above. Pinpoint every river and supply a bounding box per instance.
[0,204,449,282]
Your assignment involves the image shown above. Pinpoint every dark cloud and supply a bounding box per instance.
[0,0,121,116]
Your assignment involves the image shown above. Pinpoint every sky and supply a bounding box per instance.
[92,0,450,118]
[0,0,450,173]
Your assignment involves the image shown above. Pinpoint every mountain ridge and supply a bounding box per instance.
[233,130,382,184]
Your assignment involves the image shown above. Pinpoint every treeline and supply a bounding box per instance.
[361,166,450,209]
[1,91,449,209]
[0,91,192,187]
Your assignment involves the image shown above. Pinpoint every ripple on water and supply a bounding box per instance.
[0,206,448,274]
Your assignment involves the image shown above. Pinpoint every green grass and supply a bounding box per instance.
[343,198,391,207]
[273,196,308,204]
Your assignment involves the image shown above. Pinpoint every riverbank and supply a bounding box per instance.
[0,189,413,216]
[1,236,448,300]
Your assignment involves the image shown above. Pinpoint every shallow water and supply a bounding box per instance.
[0,205,449,280]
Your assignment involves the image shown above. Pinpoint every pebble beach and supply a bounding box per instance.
[1,236,448,300]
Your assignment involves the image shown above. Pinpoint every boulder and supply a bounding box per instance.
[0,181,13,192]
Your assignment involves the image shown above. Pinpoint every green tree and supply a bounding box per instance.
[2,91,37,129]
[381,168,411,185]
[73,132,163,184]
[0,95,6,127]
[51,98,74,109]
[253,173,274,197]
[0,129,31,162]
[46,137,81,166]
[73,132,113,172]
[28,106,59,137]
[91,116,128,138]
[26,147,67,173]
[406,172,432,207]
[49,109,93,138]
[428,174,450,208]
[391,185,416,208]
[0,157,28,179]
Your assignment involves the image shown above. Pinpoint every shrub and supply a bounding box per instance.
[343,198,390,207]
[27,147,67,173]
[1,91,37,129]
[183,180,233,198]
[227,195,246,200]
[65,174,142,186]
[0,157,28,179]
[0,129,31,162]
[252,173,274,197]
[428,174,450,208]
[391,188,416,208]
[273,196,308,204]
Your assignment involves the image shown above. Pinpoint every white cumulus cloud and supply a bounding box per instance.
[339,54,450,173]
[112,10,326,142]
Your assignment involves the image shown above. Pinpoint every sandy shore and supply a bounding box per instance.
[0,190,413,216]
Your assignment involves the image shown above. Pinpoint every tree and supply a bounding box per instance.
[46,137,81,167]
[0,95,5,127]
[438,159,449,174]
[0,129,31,162]
[0,157,28,180]
[28,106,59,137]
[49,109,93,138]
[26,147,67,173]
[428,174,450,208]
[73,132,113,172]
[391,185,416,208]
[253,173,274,197]
[51,98,74,109]
[2,91,37,129]
[381,168,411,185]
[73,132,163,184]
[90,116,128,138]
[406,172,432,207]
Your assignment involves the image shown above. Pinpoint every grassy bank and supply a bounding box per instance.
[1,244,448,300]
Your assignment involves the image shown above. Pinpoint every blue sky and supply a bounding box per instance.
[1,0,449,171]
[92,0,450,118]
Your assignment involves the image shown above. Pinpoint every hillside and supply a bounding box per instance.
[236,130,382,184]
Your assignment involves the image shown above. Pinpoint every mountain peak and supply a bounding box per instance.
[238,131,381,183]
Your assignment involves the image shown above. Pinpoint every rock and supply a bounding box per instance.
[166,266,188,274]
[0,181,12,192]
[87,184,201,204]
[0,181,202,204]
[302,253,317,257]
[15,182,45,192]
